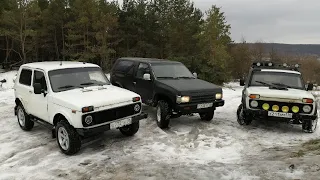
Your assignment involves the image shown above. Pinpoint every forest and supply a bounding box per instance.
[1,0,320,84]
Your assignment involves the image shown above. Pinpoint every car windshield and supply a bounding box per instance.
[249,71,304,89]
[48,67,110,92]
[151,63,195,79]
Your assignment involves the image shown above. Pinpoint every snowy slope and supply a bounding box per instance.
[0,71,319,180]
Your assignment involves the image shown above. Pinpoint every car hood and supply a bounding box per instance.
[157,79,222,93]
[247,86,314,101]
[51,85,139,111]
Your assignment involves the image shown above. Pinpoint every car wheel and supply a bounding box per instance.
[302,119,317,133]
[119,122,139,136]
[199,111,214,121]
[17,104,34,131]
[237,104,252,125]
[56,120,81,155]
[156,100,170,129]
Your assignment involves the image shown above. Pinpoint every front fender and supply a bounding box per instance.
[49,104,82,128]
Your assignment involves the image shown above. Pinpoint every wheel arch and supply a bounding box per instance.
[153,93,173,107]
[52,112,73,127]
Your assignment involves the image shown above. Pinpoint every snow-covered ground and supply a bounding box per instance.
[0,71,320,180]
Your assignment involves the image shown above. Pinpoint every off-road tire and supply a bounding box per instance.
[302,119,317,133]
[199,111,214,121]
[120,122,139,136]
[56,120,81,155]
[156,100,171,129]
[237,104,252,125]
[16,104,34,131]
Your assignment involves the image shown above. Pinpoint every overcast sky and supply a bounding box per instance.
[117,0,320,44]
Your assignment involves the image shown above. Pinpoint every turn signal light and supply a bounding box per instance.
[249,94,260,99]
[82,106,94,113]
[133,97,141,102]
[303,98,313,103]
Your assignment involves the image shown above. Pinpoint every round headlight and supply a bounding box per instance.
[292,106,299,113]
[272,105,279,112]
[250,100,258,108]
[134,104,141,112]
[262,103,269,110]
[216,93,222,99]
[303,105,311,113]
[282,106,289,113]
[85,115,93,125]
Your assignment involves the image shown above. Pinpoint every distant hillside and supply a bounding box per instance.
[246,43,320,56]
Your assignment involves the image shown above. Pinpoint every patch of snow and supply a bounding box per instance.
[0,71,17,90]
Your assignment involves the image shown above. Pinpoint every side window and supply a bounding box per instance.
[19,69,32,86]
[114,60,134,74]
[136,63,150,79]
[33,70,47,91]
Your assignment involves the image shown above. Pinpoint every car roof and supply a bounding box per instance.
[118,57,182,65]
[20,61,100,72]
[260,69,301,74]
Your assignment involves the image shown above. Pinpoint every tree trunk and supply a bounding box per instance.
[61,25,65,61]
[54,28,60,60]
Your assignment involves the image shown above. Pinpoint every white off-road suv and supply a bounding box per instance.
[14,61,147,155]
[237,62,318,133]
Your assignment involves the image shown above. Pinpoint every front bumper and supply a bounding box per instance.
[76,112,148,138]
[174,100,225,114]
[244,109,317,122]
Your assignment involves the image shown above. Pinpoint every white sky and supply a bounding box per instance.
[116,0,320,44]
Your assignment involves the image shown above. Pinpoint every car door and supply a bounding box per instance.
[111,60,135,91]
[29,69,49,121]
[134,63,154,104]
[15,68,33,113]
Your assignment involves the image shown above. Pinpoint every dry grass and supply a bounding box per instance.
[291,139,320,157]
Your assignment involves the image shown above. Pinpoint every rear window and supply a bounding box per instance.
[114,60,134,74]
[19,69,32,86]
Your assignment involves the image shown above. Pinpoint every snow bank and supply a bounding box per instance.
[0,71,17,90]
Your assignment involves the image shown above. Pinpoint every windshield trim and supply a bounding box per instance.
[248,71,305,90]
[48,67,110,93]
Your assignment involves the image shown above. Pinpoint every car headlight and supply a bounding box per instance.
[176,96,190,103]
[84,115,93,125]
[134,104,141,112]
[250,100,258,108]
[215,93,222,100]
[303,105,312,113]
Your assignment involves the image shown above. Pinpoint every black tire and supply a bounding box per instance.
[119,121,140,136]
[199,111,214,121]
[237,104,252,125]
[56,120,81,155]
[156,100,171,129]
[16,104,34,131]
[302,119,317,133]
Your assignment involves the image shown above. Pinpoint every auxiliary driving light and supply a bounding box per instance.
[292,106,299,113]
[272,105,279,112]
[250,100,258,108]
[282,106,289,113]
[262,103,270,110]
[303,105,312,113]
[268,62,273,66]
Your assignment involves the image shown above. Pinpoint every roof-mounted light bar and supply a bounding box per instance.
[251,61,300,71]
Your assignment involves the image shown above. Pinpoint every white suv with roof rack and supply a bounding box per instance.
[13,61,148,155]
[237,61,318,133]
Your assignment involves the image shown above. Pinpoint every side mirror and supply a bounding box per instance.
[193,72,198,78]
[240,79,245,86]
[34,83,42,94]
[143,73,151,81]
[307,83,314,91]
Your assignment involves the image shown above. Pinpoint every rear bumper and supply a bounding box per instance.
[76,112,148,138]
[174,100,225,114]
[244,109,317,122]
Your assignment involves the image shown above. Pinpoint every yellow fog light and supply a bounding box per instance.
[272,105,279,112]
[292,106,299,113]
[262,103,270,110]
[282,106,289,113]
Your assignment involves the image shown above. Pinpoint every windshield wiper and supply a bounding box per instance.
[255,81,273,87]
[80,82,95,86]
[58,85,81,90]
[176,76,195,79]
[157,77,177,79]
[271,83,293,89]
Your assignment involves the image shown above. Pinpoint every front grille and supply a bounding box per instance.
[249,100,312,113]
[191,94,215,103]
[82,103,141,127]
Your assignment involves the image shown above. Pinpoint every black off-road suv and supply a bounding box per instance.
[110,57,224,128]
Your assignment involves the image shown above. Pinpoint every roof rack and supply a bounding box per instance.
[251,61,300,72]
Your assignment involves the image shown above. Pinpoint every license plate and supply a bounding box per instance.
[197,103,213,109]
[268,111,292,118]
[110,118,132,129]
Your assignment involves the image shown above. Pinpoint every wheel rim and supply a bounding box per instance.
[58,127,69,150]
[237,106,245,125]
[157,106,161,122]
[18,107,25,127]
